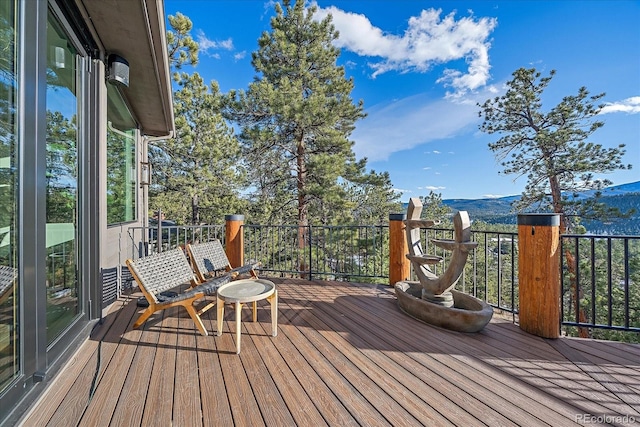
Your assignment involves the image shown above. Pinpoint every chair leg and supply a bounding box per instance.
[197,299,217,316]
[133,307,155,329]
[184,303,208,336]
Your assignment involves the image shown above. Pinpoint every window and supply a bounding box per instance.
[46,10,80,343]
[106,83,137,224]
[0,0,18,394]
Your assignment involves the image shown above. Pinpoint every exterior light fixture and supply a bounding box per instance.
[107,54,130,87]
[140,162,151,186]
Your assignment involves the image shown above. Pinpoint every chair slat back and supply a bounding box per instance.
[0,265,17,301]
[188,240,230,279]
[127,249,196,302]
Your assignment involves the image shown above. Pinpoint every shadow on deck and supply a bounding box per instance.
[20,278,640,426]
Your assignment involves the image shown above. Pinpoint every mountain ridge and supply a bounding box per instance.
[438,181,640,234]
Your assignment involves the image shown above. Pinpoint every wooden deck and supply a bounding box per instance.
[20,278,640,426]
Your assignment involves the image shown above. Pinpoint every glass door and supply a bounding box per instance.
[45,10,80,344]
[0,0,18,394]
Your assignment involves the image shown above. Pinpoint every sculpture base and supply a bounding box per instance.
[395,281,493,333]
[421,289,454,307]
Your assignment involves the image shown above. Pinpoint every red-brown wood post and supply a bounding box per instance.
[517,213,561,338]
[389,213,410,286]
[225,214,244,268]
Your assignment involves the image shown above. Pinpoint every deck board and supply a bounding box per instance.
[300,283,555,426]
[307,280,581,426]
[22,299,126,427]
[109,309,160,427]
[139,307,179,426]
[19,278,640,427]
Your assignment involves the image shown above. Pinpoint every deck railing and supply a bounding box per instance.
[561,234,640,340]
[412,227,519,316]
[126,224,225,259]
[243,224,390,282]
[125,219,639,341]
[127,221,519,313]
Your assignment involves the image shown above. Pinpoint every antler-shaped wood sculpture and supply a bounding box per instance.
[405,197,477,307]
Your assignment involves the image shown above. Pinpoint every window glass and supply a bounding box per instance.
[0,0,18,393]
[106,83,137,224]
[46,11,79,343]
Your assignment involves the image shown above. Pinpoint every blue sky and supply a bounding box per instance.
[165,0,639,200]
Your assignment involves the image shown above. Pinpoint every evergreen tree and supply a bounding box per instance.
[478,67,632,233]
[225,0,369,227]
[419,191,452,226]
[166,12,199,71]
[478,67,633,338]
[148,13,246,225]
[149,73,246,224]
[342,167,402,226]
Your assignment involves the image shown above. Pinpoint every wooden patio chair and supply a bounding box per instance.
[126,248,234,336]
[186,239,260,284]
[0,265,17,305]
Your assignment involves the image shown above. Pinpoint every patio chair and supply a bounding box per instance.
[0,265,17,305]
[126,248,234,336]
[186,239,260,284]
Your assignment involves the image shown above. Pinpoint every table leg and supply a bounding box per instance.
[252,301,257,322]
[235,301,242,354]
[270,289,278,337]
[216,296,224,336]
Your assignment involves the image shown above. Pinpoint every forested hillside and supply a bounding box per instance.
[441,181,640,235]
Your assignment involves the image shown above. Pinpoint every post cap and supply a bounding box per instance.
[517,213,560,226]
[224,214,245,221]
[389,213,406,221]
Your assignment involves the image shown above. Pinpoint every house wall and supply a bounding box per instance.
[0,0,171,424]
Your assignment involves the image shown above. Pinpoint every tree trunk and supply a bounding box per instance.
[549,175,590,338]
[191,193,199,225]
[296,136,309,278]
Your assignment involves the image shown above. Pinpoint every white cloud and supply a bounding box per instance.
[423,167,432,170]
[432,150,441,154]
[196,30,234,56]
[599,96,640,114]
[425,186,446,191]
[234,51,247,61]
[219,38,234,50]
[393,188,412,194]
[313,4,497,97]
[483,194,504,199]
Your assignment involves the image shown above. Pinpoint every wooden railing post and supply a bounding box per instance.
[517,213,561,338]
[389,213,409,286]
[225,214,244,268]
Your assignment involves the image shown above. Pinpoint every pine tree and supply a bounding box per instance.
[149,73,246,224]
[478,67,632,233]
[419,191,452,226]
[225,0,369,228]
[166,12,199,71]
[149,13,246,225]
[478,67,633,337]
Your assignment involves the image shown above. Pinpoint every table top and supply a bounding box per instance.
[217,278,275,303]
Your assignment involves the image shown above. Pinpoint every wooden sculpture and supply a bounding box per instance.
[405,197,477,307]
[394,197,493,332]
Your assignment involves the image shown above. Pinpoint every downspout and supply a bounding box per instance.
[142,131,173,229]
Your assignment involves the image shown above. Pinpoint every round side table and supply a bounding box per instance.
[216,278,277,354]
